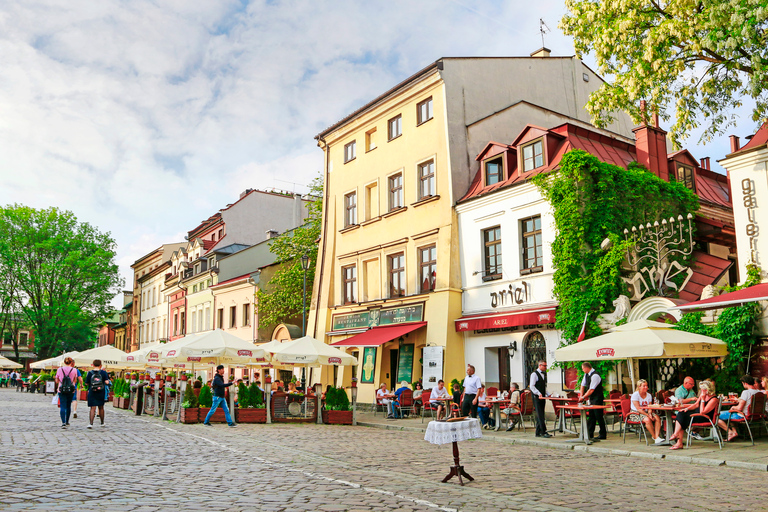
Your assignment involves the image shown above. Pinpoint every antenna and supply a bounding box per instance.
[539,18,550,48]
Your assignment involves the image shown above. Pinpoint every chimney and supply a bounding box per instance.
[530,47,551,58]
[632,101,669,180]
[729,135,740,153]
[240,188,253,199]
[265,229,279,240]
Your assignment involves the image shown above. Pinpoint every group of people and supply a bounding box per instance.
[53,358,110,429]
[1,370,22,387]
[376,381,424,419]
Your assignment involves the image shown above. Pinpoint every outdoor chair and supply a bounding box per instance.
[687,397,722,449]
[520,390,537,429]
[372,396,386,416]
[726,393,766,446]
[620,397,649,445]
[505,404,523,431]
[606,398,623,433]
[451,393,465,417]
[397,389,414,418]
[487,387,498,397]
[421,390,438,423]
[608,389,621,400]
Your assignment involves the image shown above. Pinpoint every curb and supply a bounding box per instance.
[358,421,768,472]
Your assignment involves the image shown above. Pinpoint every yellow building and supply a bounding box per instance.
[308,54,634,403]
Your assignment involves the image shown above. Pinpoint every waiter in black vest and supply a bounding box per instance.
[578,362,606,441]
[529,360,551,438]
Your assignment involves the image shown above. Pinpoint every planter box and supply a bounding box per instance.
[118,397,129,409]
[235,408,266,423]
[322,410,353,425]
[112,396,119,407]
[180,407,198,424]
[199,407,227,423]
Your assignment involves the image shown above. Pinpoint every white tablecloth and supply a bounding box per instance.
[424,418,483,445]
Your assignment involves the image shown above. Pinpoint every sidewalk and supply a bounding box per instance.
[356,410,768,472]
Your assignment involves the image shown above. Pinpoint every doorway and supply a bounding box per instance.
[389,348,399,390]
[523,331,546,383]
[497,347,510,392]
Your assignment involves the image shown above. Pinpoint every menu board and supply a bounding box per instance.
[396,344,414,384]
[422,346,443,386]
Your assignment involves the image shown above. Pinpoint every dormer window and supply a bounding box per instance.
[522,139,544,172]
[484,157,503,186]
[675,164,695,191]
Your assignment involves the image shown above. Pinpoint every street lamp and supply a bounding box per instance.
[300,252,310,390]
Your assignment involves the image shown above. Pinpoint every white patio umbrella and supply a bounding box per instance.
[124,343,162,368]
[71,345,132,369]
[31,351,80,369]
[554,319,728,382]
[0,356,23,369]
[161,330,269,366]
[269,336,358,366]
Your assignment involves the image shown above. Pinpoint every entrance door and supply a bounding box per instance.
[497,347,511,393]
[523,331,546,384]
[389,348,399,390]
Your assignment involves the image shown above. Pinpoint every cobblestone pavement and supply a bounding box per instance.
[1,389,765,512]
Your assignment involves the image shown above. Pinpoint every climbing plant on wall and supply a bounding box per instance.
[533,149,699,375]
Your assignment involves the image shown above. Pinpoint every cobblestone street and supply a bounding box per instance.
[1,389,765,512]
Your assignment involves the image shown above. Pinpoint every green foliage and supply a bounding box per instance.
[450,378,463,392]
[183,381,199,408]
[248,382,265,408]
[534,150,699,359]
[0,205,124,359]
[324,386,351,411]
[237,382,250,408]
[197,384,213,407]
[560,0,768,148]
[256,175,322,329]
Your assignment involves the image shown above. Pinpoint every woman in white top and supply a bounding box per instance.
[430,380,451,420]
[630,379,664,444]
[376,383,395,418]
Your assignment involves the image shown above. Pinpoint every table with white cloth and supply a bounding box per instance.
[424,418,482,485]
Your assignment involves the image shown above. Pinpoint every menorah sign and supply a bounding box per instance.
[621,213,695,301]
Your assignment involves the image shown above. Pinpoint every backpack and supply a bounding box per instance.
[59,368,76,395]
[90,370,105,393]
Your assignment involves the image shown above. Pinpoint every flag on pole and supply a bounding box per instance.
[576,311,589,342]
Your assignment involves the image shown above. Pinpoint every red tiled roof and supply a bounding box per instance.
[202,239,217,250]
[678,282,768,311]
[211,273,253,288]
[204,235,226,255]
[733,122,768,154]
[678,251,733,303]
[695,168,731,208]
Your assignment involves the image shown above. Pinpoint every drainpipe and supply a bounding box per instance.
[313,135,331,339]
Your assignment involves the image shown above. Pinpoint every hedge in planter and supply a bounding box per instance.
[322,386,352,425]
[180,381,199,424]
[235,382,266,423]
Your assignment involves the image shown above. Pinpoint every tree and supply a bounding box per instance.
[0,205,124,360]
[560,0,768,148]
[255,175,322,331]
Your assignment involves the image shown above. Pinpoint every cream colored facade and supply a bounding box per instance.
[309,56,635,403]
[212,277,256,340]
[182,238,216,335]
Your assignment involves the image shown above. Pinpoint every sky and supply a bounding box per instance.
[0,0,758,308]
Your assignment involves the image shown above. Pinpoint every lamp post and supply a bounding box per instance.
[300,252,310,390]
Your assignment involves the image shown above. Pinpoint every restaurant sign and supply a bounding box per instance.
[595,348,615,358]
[332,304,424,331]
[237,350,253,357]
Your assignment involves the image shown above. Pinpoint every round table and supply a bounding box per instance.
[424,418,482,485]
[558,404,612,445]
[539,396,575,434]
[646,404,683,446]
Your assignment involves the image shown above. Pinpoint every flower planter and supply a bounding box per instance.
[165,376,173,382]
[112,395,120,407]
[120,397,130,409]
[322,410,353,425]
[235,408,266,423]
[199,407,227,423]
[180,407,198,424]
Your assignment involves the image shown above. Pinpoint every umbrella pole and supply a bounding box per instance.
[627,358,636,385]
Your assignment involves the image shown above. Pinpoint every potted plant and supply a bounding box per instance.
[121,379,131,409]
[322,386,352,425]
[112,379,122,407]
[180,382,199,423]
[235,382,266,423]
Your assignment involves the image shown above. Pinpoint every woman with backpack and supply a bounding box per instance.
[55,357,82,428]
[85,359,111,429]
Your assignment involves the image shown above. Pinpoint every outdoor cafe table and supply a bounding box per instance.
[486,397,511,431]
[558,404,612,445]
[424,418,482,486]
[431,396,455,419]
[646,404,684,446]
[539,396,576,434]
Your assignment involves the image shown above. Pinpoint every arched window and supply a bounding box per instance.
[523,331,546,381]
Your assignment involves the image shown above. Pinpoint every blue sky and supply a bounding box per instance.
[0,0,756,306]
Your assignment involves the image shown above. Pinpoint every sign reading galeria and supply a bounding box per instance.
[332,304,424,331]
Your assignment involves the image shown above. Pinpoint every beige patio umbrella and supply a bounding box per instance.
[0,356,23,369]
[31,351,80,369]
[174,330,270,365]
[71,345,132,369]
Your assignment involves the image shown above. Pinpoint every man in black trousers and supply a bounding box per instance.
[529,360,551,438]
[579,362,607,441]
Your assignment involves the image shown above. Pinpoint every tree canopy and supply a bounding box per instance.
[560,0,768,148]
[0,205,124,359]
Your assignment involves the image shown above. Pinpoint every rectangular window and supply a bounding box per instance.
[342,265,357,304]
[389,173,403,210]
[174,313,178,336]
[19,332,28,345]
[418,160,435,199]
[243,303,250,326]
[180,312,185,334]
[388,252,406,298]
[229,306,237,328]
[218,228,223,239]
[190,312,196,334]
[522,140,544,172]
[521,216,543,273]
[675,164,695,191]
[212,233,216,241]
[483,226,502,280]
[217,309,224,330]
[192,284,197,293]
[365,128,377,152]
[485,157,503,186]
[344,192,357,227]
[388,115,402,140]
[344,141,356,163]
[419,245,437,293]
[417,97,433,125]
[364,183,378,221]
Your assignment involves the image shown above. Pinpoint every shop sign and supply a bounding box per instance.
[332,304,424,331]
[361,347,376,383]
[396,344,414,383]
[595,348,615,358]
[743,178,760,265]
[490,281,530,308]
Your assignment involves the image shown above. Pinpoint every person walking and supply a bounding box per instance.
[578,362,607,441]
[461,364,481,418]
[55,357,82,428]
[529,360,551,438]
[85,359,111,429]
[10,370,17,388]
[203,365,236,427]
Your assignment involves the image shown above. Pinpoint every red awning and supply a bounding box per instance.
[455,308,556,332]
[330,322,427,347]
[677,282,768,311]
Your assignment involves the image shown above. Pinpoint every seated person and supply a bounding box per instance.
[675,377,698,404]
[452,383,462,417]
[668,380,719,450]
[430,380,451,420]
[287,381,298,393]
[412,382,423,415]
[393,381,411,418]
[377,383,395,418]
[503,383,522,431]
[718,375,761,442]
[630,379,664,445]
[475,385,495,429]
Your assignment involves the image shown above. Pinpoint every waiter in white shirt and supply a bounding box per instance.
[529,360,551,438]
[578,362,607,441]
[461,365,481,418]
